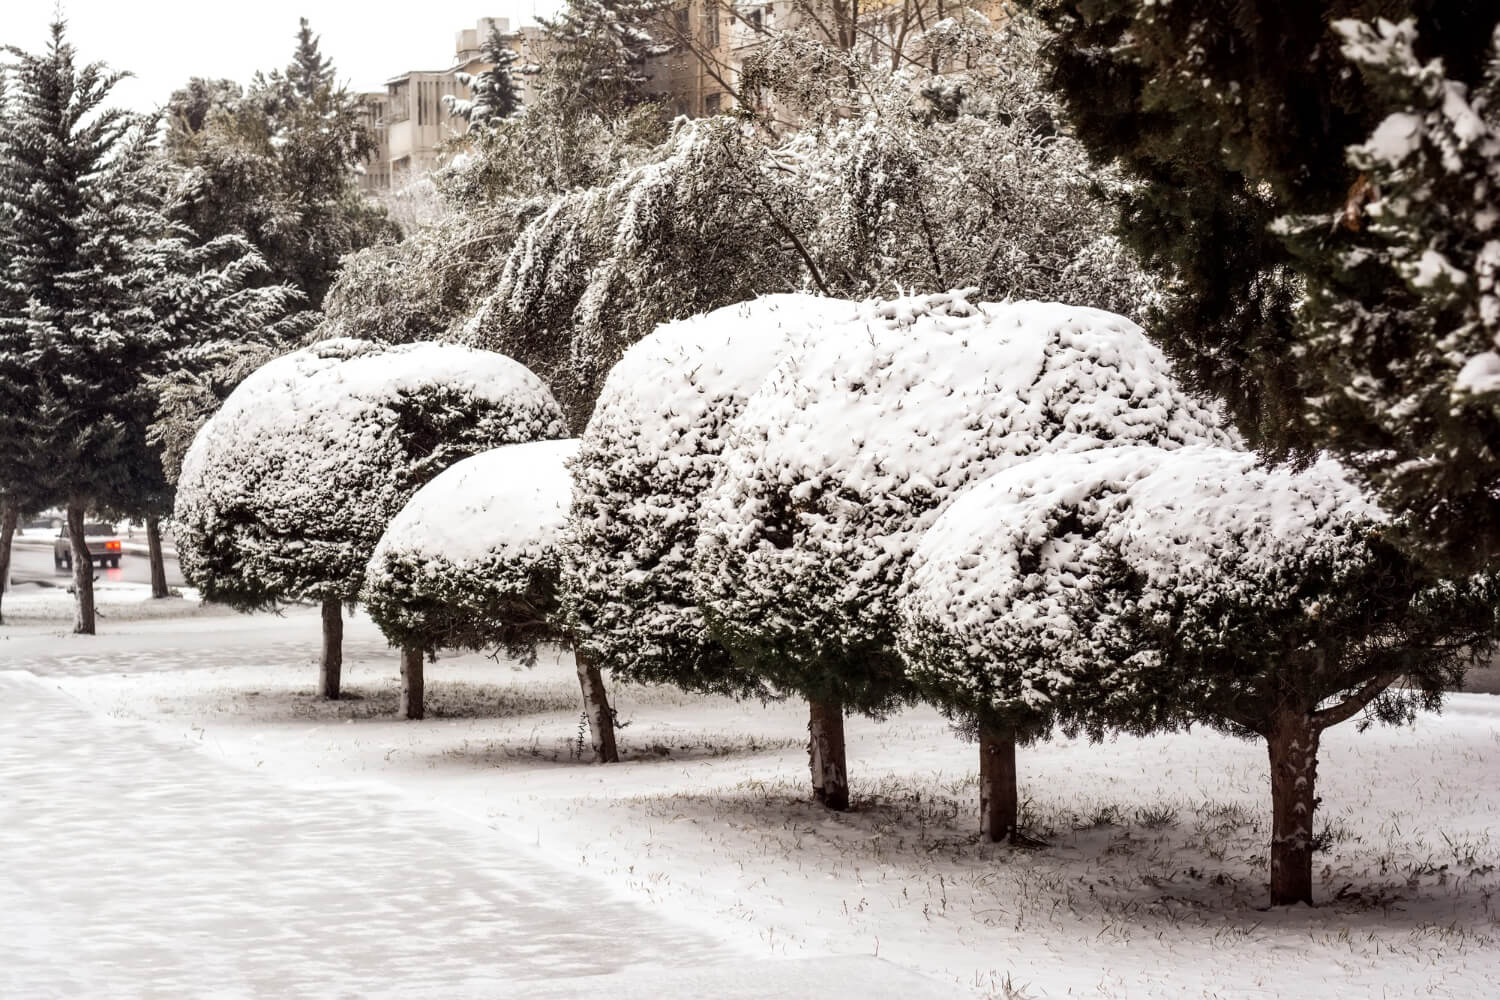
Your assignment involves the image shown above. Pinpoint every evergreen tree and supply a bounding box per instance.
[1027,0,1500,573]
[0,21,158,633]
[163,77,242,158]
[175,340,567,698]
[364,440,580,724]
[446,24,523,125]
[539,0,675,115]
[165,19,394,308]
[693,294,1230,810]
[902,445,1499,904]
[287,18,334,100]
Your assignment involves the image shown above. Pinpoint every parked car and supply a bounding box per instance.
[54,523,123,570]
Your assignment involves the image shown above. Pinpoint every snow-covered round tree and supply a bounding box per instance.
[903,444,1498,904]
[363,439,579,723]
[176,339,567,698]
[899,446,1193,843]
[693,293,1233,809]
[559,294,861,760]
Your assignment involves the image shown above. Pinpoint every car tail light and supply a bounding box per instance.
[106,541,121,551]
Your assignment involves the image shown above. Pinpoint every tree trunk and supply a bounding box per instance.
[574,649,618,763]
[146,514,169,599]
[808,698,850,811]
[1267,710,1322,906]
[0,501,16,625]
[980,723,1019,843]
[319,598,343,699]
[66,504,96,635]
[400,645,425,720]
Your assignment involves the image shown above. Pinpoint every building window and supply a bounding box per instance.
[704,92,722,115]
[674,7,689,35]
[746,8,763,33]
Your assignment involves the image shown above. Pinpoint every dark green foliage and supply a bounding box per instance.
[366,549,562,657]
[448,24,523,124]
[163,20,396,308]
[1028,0,1500,572]
[539,0,675,116]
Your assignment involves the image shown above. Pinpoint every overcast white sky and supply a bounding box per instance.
[5,1,565,113]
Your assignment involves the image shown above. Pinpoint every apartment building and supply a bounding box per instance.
[362,17,548,189]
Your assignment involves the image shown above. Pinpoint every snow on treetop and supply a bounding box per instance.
[561,293,861,694]
[900,445,1386,728]
[175,338,566,608]
[370,438,579,575]
[585,293,863,453]
[363,439,579,654]
[217,337,560,436]
[693,293,1235,696]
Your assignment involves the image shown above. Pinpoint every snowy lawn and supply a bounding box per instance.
[0,580,209,628]
[44,608,1500,998]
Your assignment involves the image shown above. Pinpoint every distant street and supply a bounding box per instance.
[6,538,184,589]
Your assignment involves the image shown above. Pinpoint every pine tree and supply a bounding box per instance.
[447,24,523,125]
[539,0,675,115]
[164,20,393,308]
[0,20,159,633]
[1028,0,1500,573]
[288,18,335,100]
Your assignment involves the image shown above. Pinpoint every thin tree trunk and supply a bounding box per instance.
[66,504,95,635]
[808,698,850,811]
[146,514,169,599]
[0,501,16,625]
[1267,710,1322,906]
[574,649,618,763]
[319,597,343,700]
[400,645,425,720]
[979,723,1018,843]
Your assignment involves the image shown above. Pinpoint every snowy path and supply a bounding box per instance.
[0,670,736,998]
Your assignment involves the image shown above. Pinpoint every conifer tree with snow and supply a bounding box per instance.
[287,18,334,100]
[0,21,176,632]
[446,24,523,126]
[364,439,580,725]
[903,445,1498,904]
[693,294,1231,809]
[538,0,674,116]
[174,340,566,698]
[163,19,393,308]
[559,295,860,760]
[1029,1,1500,573]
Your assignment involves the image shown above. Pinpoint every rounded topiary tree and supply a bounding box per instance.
[899,445,1191,842]
[176,338,567,698]
[559,293,861,761]
[902,444,1499,904]
[363,438,579,724]
[694,292,1232,809]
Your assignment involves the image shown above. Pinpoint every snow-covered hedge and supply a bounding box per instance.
[900,444,1499,898]
[559,294,860,697]
[364,438,579,655]
[693,293,1234,716]
[176,338,567,610]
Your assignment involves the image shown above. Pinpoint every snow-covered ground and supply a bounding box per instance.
[8,604,1500,997]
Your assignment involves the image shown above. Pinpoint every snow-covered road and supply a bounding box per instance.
[0,670,734,997]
